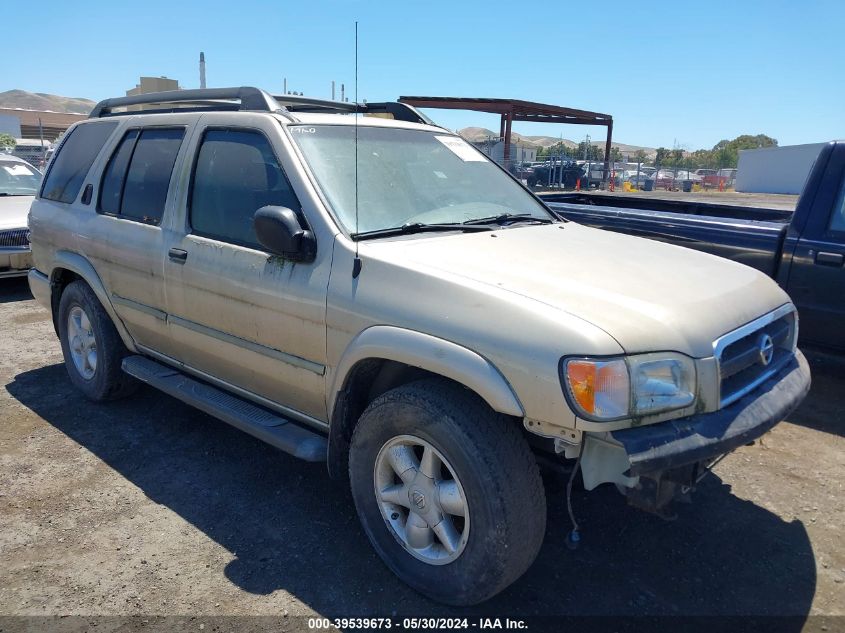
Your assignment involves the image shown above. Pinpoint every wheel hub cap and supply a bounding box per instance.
[374,435,470,565]
[67,306,97,380]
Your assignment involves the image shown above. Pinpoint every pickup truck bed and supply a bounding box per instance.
[544,196,790,276]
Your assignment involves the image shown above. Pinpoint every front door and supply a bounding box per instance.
[163,115,330,423]
[786,144,845,349]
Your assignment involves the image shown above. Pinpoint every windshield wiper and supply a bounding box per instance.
[352,222,493,241]
[462,213,554,226]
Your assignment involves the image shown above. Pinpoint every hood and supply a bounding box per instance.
[363,222,790,358]
[0,196,34,231]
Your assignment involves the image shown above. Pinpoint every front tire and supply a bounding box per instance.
[349,379,546,605]
[58,280,137,401]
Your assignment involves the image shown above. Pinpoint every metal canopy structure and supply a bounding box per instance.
[399,96,614,178]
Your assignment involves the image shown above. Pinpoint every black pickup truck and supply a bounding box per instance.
[542,140,845,350]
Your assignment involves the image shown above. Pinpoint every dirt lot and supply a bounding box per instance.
[1,277,843,627]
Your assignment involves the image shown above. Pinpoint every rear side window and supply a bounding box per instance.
[189,129,301,247]
[98,128,185,224]
[41,121,118,203]
[99,130,138,215]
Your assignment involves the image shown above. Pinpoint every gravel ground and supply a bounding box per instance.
[1,277,843,628]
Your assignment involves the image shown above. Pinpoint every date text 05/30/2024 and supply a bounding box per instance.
[307,618,528,630]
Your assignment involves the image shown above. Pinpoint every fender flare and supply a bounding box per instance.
[329,325,524,418]
[50,250,138,352]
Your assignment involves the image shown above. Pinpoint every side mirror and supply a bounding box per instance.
[253,206,316,262]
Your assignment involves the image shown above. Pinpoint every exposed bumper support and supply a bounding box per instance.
[611,350,811,477]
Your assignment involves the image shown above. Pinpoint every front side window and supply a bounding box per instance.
[41,121,117,203]
[98,128,184,224]
[290,124,553,235]
[190,129,301,248]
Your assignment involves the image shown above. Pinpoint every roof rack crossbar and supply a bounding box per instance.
[272,95,434,125]
[271,95,359,113]
[89,87,279,118]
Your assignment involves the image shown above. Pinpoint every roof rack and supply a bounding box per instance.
[272,95,436,125]
[89,87,438,126]
[89,87,280,118]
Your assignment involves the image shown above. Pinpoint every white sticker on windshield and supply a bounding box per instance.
[2,165,33,176]
[435,136,486,162]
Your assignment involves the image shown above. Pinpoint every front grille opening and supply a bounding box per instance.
[718,312,795,406]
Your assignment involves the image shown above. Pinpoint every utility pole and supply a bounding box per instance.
[199,52,206,89]
[332,81,336,100]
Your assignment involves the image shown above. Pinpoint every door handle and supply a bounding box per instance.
[168,248,188,263]
[815,251,844,267]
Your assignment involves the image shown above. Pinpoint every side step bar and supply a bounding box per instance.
[121,355,327,462]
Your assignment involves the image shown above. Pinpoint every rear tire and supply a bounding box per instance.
[58,280,138,401]
[349,379,546,605]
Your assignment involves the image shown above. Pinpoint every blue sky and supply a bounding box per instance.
[5,0,843,150]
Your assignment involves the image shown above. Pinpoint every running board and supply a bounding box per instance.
[121,355,327,462]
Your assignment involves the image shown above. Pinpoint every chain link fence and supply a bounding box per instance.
[471,137,738,194]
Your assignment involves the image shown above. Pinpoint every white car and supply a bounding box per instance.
[0,154,39,278]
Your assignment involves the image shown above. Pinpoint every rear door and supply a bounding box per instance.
[162,113,331,424]
[88,118,194,356]
[786,144,845,349]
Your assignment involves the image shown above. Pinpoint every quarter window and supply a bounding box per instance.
[190,129,301,247]
[98,128,185,225]
[41,121,118,204]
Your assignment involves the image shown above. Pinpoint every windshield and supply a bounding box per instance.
[0,160,41,195]
[290,125,553,234]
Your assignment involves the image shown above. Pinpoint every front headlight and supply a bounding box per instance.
[562,352,696,421]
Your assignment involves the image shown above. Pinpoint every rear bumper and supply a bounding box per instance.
[611,349,811,477]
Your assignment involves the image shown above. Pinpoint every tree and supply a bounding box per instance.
[705,134,777,168]
[574,140,602,161]
[633,149,648,164]
[654,147,670,167]
[609,146,623,162]
[669,149,684,167]
[0,133,16,150]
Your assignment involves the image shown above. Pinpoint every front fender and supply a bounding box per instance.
[329,325,524,418]
[50,250,137,352]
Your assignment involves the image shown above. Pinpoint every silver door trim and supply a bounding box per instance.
[167,314,326,376]
[111,293,168,321]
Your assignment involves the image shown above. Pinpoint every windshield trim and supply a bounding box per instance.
[284,122,561,240]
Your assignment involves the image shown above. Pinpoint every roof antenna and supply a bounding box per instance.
[352,20,363,279]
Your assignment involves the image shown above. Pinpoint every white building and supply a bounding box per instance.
[472,139,537,166]
[736,142,827,195]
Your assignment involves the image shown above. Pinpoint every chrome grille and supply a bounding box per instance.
[0,229,30,249]
[715,306,797,407]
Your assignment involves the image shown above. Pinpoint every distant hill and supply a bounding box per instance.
[459,126,656,158]
[0,89,95,114]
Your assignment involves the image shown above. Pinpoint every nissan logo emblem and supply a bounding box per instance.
[757,333,775,366]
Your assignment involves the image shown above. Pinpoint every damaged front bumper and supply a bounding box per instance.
[583,350,811,513]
